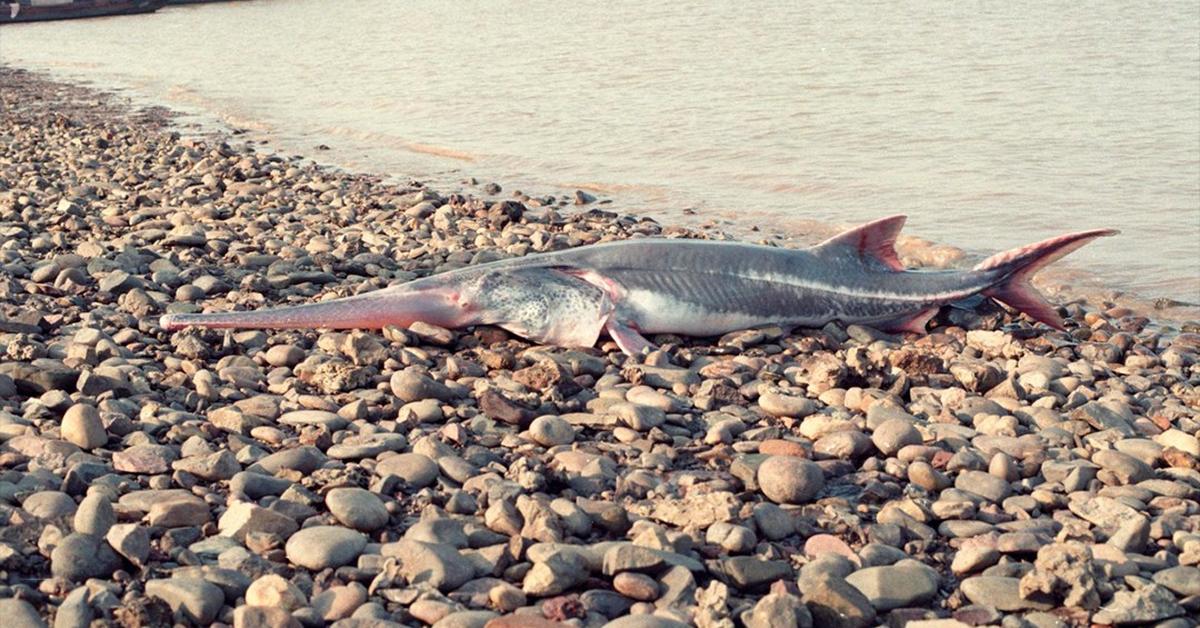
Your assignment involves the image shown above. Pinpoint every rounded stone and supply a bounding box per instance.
[264,344,305,367]
[871,419,921,456]
[325,488,389,531]
[23,491,78,519]
[61,403,107,449]
[0,598,45,628]
[757,455,825,504]
[312,583,368,621]
[284,526,368,570]
[245,573,307,611]
[51,532,120,581]
[73,493,116,536]
[613,571,659,601]
[529,415,575,447]
[376,453,439,488]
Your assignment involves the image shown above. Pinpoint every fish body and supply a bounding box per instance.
[160,215,1117,354]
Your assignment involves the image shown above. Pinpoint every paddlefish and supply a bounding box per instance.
[160,215,1117,354]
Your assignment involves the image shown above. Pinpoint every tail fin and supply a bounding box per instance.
[973,229,1118,329]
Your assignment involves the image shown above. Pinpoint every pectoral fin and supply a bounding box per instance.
[605,319,655,355]
[469,268,614,348]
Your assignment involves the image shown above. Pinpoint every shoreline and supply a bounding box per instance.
[1,65,1198,628]
[10,63,1195,326]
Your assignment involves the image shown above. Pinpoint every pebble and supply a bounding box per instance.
[284,526,367,570]
[375,452,440,487]
[50,533,120,582]
[757,455,825,504]
[871,419,922,456]
[73,493,115,536]
[0,599,46,628]
[613,572,659,601]
[312,583,368,621]
[60,403,107,449]
[844,561,939,611]
[3,68,1197,628]
[23,490,77,519]
[325,487,390,531]
[145,577,225,625]
[245,573,307,611]
[959,576,1055,611]
[529,415,575,446]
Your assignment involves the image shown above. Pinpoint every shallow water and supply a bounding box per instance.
[2,0,1198,307]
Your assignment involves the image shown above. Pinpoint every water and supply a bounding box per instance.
[3,0,1198,307]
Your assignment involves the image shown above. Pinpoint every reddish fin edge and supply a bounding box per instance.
[815,215,908,271]
[975,228,1119,330]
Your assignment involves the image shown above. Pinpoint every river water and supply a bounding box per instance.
[2,0,1198,308]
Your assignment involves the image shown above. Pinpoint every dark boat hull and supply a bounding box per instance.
[1,0,164,23]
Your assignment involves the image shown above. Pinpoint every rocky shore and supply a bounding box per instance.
[0,66,1198,628]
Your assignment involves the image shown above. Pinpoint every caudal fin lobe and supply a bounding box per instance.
[973,228,1119,329]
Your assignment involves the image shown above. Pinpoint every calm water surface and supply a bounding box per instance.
[3,0,1198,306]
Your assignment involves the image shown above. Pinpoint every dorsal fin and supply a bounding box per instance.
[813,215,907,271]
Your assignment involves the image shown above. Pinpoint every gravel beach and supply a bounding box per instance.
[0,66,1198,628]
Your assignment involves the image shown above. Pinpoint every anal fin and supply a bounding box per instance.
[884,306,939,335]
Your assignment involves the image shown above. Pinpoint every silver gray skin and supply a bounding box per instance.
[160,215,1116,354]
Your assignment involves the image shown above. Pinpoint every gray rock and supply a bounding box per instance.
[375,452,439,488]
[1093,449,1154,485]
[173,449,240,481]
[60,403,106,450]
[145,577,225,625]
[757,455,824,504]
[758,391,819,418]
[1092,584,1185,625]
[529,415,575,447]
[403,518,468,548]
[710,556,792,589]
[54,586,92,628]
[871,419,922,456]
[252,446,325,474]
[752,503,796,541]
[148,495,211,528]
[1151,566,1200,597]
[233,606,302,628]
[803,574,877,628]
[745,592,812,628]
[602,616,690,628]
[959,576,1055,611]
[845,561,939,611]
[381,539,473,592]
[954,470,1011,503]
[706,522,757,554]
[285,526,368,570]
[326,487,389,531]
[430,611,498,628]
[1067,495,1141,534]
[51,533,120,582]
[23,490,78,519]
[0,598,46,628]
[390,369,460,402]
[112,444,177,474]
[523,551,589,596]
[218,502,299,540]
[326,433,407,460]
[230,471,294,498]
[73,493,115,536]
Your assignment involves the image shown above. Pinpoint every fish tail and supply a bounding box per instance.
[159,285,470,332]
[972,228,1118,329]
